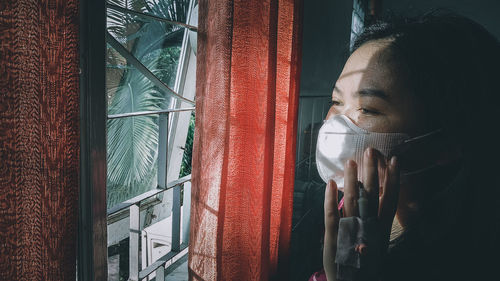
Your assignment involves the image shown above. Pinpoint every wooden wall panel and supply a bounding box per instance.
[0,0,80,280]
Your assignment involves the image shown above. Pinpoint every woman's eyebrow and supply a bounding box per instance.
[356,88,391,101]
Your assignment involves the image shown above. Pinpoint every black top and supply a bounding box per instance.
[382,159,498,281]
[294,158,499,281]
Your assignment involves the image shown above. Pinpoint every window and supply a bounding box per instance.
[106,0,194,209]
[350,0,366,51]
[289,1,369,279]
[104,0,197,280]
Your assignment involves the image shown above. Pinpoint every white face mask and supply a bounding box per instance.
[315,114,440,189]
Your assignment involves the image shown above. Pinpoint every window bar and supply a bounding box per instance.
[79,0,107,279]
[105,32,195,105]
[106,175,192,217]
[171,183,182,252]
[158,113,169,189]
[129,203,141,281]
[105,2,198,32]
[155,266,165,281]
[138,245,188,280]
[107,107,195,120]
[308,98,318,180]
[182,182,191,244]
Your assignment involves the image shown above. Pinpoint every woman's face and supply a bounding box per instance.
[326,40,427,136]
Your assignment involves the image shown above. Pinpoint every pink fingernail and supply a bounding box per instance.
[338,197,344,211]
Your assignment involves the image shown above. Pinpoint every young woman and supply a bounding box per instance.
[312,11,500,281]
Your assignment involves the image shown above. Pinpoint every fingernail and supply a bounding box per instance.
[328,179,335,188]
[347,159,356,167]
[366,147,372,158]
[391,156,397,166]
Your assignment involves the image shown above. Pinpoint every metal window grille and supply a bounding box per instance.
[105,0,197,279]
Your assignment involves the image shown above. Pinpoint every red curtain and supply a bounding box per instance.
[0,0,79,280]
[189,0,303,280]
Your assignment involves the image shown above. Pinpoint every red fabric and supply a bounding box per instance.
[189,0,303,280]
[0,0,79,279]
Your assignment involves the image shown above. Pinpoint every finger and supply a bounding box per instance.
[363,147,380,215]
[379,156,400,229]
[324,179,340,234]
[323,181,340,281]
[363,147,379,197]
[343,159,359,217]
[377,152,388,196]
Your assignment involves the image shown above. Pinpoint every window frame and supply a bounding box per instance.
[79,0,108,279]
[104,0,196,236]
[78,0,197,279]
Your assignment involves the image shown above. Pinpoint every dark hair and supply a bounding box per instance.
[352,11,500,150]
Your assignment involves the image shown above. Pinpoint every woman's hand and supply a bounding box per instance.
[323,147,400,281]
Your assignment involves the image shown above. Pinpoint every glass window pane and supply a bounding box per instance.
[105,1,195,279]
[106,23,186,209]
[106,9,184,95]
[106,43,176,114]
[179,111,195,178]
[106,114,160,209]
[105,0,191,209]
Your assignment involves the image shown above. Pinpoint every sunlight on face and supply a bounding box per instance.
[326,40,427,135]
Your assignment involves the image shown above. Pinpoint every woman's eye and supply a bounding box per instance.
[329,100,341,106]
[359,108,380,115]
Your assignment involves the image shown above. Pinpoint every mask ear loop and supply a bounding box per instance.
[390,128,443,158]
[404,128,443,143]
[390,128,444,181]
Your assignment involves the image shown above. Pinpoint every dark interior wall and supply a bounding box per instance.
[299,0,500,96]
[382,0,500,40]
[295,0,354,181]
[299,0,353,96]
[291,2,354,280]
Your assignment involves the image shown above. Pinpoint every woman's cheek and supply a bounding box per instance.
[325,106,338,120]
[356,115,394,133]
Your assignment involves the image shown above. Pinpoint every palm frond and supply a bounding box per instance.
[106,0,191,209]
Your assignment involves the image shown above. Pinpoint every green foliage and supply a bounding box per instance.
[179,111,195,178]
[106,55,163,207]
[105,0,191,209]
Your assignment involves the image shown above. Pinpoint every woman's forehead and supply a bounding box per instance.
[335,41,406,98]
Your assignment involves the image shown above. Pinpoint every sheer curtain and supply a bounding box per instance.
[0,0,79,279]
[188,0,303,280]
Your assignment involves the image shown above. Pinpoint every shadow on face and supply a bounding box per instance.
[326,39,430,136]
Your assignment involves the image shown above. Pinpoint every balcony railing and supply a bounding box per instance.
[107,174,191,281]
[107,107,195,281]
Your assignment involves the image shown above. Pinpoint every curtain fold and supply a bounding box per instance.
[189,0,303,280]
[0,0,79,280]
